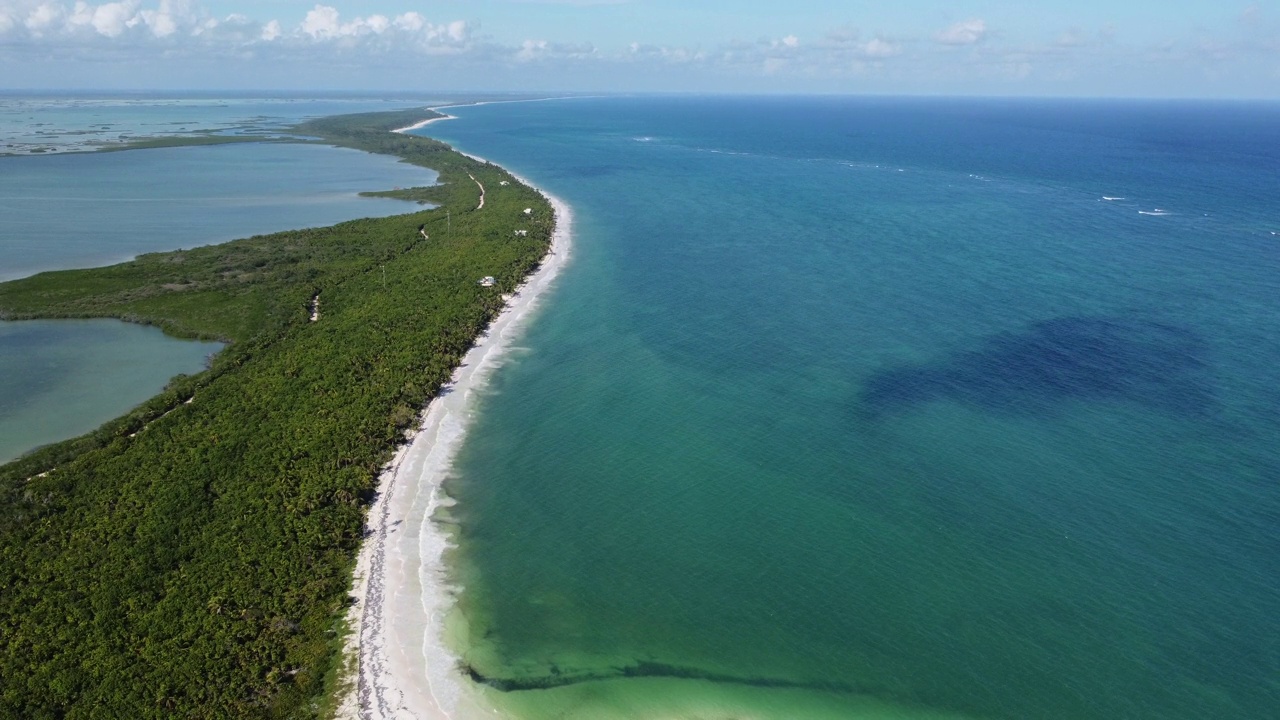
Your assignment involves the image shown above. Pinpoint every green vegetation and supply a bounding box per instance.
[0,109,554,718]
[358,186,450,205]
[95,134,292,153]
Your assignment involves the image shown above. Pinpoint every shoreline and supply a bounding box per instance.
[339,116,573,720]
[390,95,595,135]
[391,115,456,134]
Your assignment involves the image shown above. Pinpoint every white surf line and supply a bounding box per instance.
[390,95,600,135]
[391,115,455,134]
[339,139,574,719]
[466,173,485,210]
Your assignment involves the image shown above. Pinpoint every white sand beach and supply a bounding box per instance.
[391,115,457,134]
[337,119,572,720]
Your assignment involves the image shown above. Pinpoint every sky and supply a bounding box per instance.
[0,0,1277,97]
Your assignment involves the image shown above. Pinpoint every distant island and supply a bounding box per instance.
[0,108,555,718]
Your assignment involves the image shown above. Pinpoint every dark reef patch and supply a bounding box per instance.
[859,316,1214,420]
[462,659,859,694]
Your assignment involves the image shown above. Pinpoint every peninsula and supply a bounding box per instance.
[0,108,556,718]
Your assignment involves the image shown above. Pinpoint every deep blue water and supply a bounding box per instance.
[418,97,1280,719]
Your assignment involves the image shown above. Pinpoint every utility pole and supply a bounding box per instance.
[381,264,386,289]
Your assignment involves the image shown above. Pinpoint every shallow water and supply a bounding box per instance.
[0,94,432,155]
[0,319,221,464]
[0,95,441,459]
[420,97,1280,719]
[0,142,437,281]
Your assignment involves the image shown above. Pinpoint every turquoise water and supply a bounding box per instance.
[419,98,1280,718]
[0,319,221,464]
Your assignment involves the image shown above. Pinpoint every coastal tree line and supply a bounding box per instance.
[0,109,554,718]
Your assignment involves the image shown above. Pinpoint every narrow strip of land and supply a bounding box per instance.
[0,107,554,719]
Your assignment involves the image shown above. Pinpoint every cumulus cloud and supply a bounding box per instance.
[260,18,280,41]
[934,19,987,46]
[299,4,338,39]
[25,3,65,34]
[861,37,900,58]
[0,0,471,52]
[70,1,142,38]
[0,0,206,39]
[515,38,597,63]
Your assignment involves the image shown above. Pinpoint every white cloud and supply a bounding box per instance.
[260,18,279,41]
[4,0,1272,96]
[138,0,200,38]
[516,38,547,61]
[300,4,339,39]
[0,0,479,66]
[139,8,175,36]
[78,1,142,38]
[861,37,900,58]
[393,11,424,33]
[515,38,596,62]
[25,3,65,33]
[935,19,987,46]
[445,19,466,42]
[293,4,469,50]
[365,14,388,34]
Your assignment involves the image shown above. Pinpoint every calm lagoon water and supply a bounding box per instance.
[0,141,437,281]
[0,319,221,464]
[0,98,439,460]
[417,98,1280,719]
[0,94,432,155]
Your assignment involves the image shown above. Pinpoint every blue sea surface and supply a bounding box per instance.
[418,97,1280,718]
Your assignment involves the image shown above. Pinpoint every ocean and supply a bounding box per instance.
[415,97,1280,719]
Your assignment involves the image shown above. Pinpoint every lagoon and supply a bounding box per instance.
[0,141,437,281]
[0,128,438,460]
[0,319,222,464]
